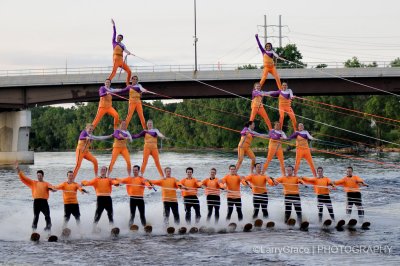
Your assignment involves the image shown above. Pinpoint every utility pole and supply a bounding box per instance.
[258,15,287,48]
[264,15,267,45]
[194,0,198,72]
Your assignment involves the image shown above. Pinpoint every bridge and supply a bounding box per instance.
[1,64,400,165]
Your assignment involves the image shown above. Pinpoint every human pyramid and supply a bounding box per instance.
[16,20,369,236]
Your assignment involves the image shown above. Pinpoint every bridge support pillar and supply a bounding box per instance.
[0,110,34,165]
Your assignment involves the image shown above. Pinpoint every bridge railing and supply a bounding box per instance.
[0,61,396,77]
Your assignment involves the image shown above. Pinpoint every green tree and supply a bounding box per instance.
[315,63,328,68]
[238,64,258,70]
[275,44,306,69]
[344,57,377,68]
[390,57,400,67]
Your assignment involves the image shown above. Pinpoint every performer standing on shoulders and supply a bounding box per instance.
[73,123,112,179]
[108,19,132,85]
[236,121,268,173]
[92,79,129,130]
[255,33,282,90]
[250,82,272,130]
[108,120,133,177]
[288,123,317,177]
[15,163,56,232]
[125,75,148,129]
[132,119,166,177]
[266,82,297,131]
[262,121,287,176]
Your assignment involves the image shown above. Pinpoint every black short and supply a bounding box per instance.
[317,194,332,205]
[347,192,362,206]
[65,204,80,219]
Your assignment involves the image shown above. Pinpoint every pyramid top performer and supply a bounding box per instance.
[108,19,132,85]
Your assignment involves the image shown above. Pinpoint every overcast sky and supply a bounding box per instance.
[1,0,399,70]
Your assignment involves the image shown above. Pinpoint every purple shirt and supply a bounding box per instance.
[79,130,89,140]
[268,89,293,100]
[256,35,278,59]
[112,25,126,50]
[112,129,131,140]
[252,90,268,99]
[288,131,313,140]
[268,129,287,140]
[132,130,158,139]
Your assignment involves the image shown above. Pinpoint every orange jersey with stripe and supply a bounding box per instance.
[296,135,310,149]
[202,178,222,196]
[144,133,158,149]
[118,176,149,197]
[113,138,128,148]
[245,174,274,194]
[275,176,301,195]
[221,174,245,198]
[19,172,52,199]
[129,89,141,103]
[251,95,263,109]
[179,177,201,197]
[113,45,124,58]
[263,54,275,68]
[238,133,253,149]
[81,177,118,196]
[302,177,332,195]
[76,139,91,152]
[99,94,112,108]
[334,176,364,192]
[279,94,292,107]
[151,177,179,202]
[55,182,83,204]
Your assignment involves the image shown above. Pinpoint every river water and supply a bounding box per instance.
[0,151,399,265]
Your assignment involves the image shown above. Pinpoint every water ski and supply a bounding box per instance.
[228,223,237,232]
[48,235,58,242]
[178,227,187,234]
[361,221,371,230]
[323,219,332,227]
[254,219,263,228]
[348,219,357,228]
[243,223,253,232]
[167,227,175,234]
[30,232,40,242]
[189,227,199,234]
[111,227,120,237]
[144,225,153,233]
[300,221,309,231]
[198,226,207,233]
[130,224,139,232]
[266,221,275,228]
[287,218,296,227]
[335,219,345,230]
[62,228,71,238]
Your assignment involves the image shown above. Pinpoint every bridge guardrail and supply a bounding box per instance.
[0,61,396,77]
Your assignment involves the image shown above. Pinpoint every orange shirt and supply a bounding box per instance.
[113,45,124,58]
[275,176,302,195]
[129,88,141,103]
[251,95,263,109]
[144,133,158,149]
[202,178,222,196]
[118,176,150,197]
[263,54,275,68]
[151,177,179,202]
[296,135,310,149]
[99,94,112,108]
[302,177,332,195]
[55,182,83,204]
[76,139,91,152]
[279,94,292,107]
[19,171,53,200]
[334,176,364,193]
[238,133,253,149]
[221,174,245,199]
[179,177,201,197]
[81,177,118,196]
[245,174,274,194]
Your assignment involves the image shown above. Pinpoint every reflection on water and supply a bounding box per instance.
[0,151,399,265]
